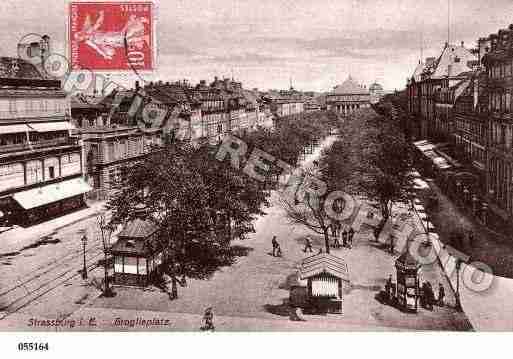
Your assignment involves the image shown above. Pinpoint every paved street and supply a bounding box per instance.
[0,202,109,320]
[0,136,472,331]
[425,181,513,278]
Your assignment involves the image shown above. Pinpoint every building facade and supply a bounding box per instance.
[482,25,513,221]
[82,126,162,199]
[326,76,371,115]
[0,57,89,226]
[369,82,384,104]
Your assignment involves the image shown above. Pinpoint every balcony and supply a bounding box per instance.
[0,137,79,155]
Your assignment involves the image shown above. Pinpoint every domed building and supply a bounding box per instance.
[369,82,384,104]
[326,76,371,115]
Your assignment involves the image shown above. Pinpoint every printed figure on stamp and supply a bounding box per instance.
[70,2,154,71]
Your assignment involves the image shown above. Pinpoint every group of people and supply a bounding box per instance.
[330,223,355,249]
[421,281,445,310]
[385,276,446,310]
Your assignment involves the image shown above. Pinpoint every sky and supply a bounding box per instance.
[1,0,513,92]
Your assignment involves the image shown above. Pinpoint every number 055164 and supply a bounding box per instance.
[17,342,49,351]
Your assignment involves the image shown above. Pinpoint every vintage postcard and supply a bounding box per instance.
[1,0,513,357]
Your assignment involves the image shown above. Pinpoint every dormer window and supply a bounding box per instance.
[454,57,461,63]
[126,240,135,248]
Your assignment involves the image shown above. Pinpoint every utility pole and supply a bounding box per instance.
[447,0,451,45]
[81,234,88,280]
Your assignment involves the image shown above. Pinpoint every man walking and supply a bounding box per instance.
[342,228,348,248]
[468,231,474,247]
[330,221,337,238]
[389,234,395,254]
[202,307,215,331]
[348,227,355,248]
[333,232,341,248]
[438,283,445,307]
[304,235,313,253]
[272,235,279,257]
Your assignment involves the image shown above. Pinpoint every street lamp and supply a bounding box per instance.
[81,234,88,280]
[454,258,463,312]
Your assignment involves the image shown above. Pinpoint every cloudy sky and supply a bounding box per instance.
[1,0,513,91]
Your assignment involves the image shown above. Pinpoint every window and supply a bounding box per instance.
[8,99,17,113]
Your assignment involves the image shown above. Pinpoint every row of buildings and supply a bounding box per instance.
[0,35,312,227]
[405,24,513,228]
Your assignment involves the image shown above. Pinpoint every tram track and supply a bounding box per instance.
[0,212,115,320]
[0,250,104,320]
[0,242,103,299]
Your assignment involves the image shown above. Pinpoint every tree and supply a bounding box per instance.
[107,139,270,298]
[279,168,334,253]
[356,109,415,227]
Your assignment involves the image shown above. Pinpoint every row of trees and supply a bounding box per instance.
[106,111,338,297]
[282,105,416,253]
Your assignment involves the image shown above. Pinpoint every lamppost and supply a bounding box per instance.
[472,195,479,215]
[97,215,115,297]
[463,187,470,208]
[81,234,88,280]
[455,258,463,312]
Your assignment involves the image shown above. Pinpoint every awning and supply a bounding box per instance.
[28,121,76,132]
[414,204,425,212]
[414,178,429,190]
[0,124,32,134]
[13,177,91,210]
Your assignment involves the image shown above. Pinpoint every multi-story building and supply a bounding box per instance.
[0,57,89,226]
[482,24,513,221]
[369,82,384,104]
[264,88,305,119]
[407,43,477,140]
[82,126,162,199]
[326,76,371,115]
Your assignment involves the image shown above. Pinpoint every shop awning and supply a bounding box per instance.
[0,124,32,134]
[28,121,76,132]
[414,178,430,190]
[13,177,91,210]
[414,204,426,212]
[299,253,350,282]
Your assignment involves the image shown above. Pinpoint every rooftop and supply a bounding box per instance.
[332,76,369,95]
[299,252,350,281]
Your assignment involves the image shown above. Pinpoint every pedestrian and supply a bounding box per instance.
[348,227,355,248]
[438,283,445,307]
[318,247,324,254]
[426,282,434,310]
[333,233,341,248]
[468,231,474,247]
[342,228,348,247]
[385,275,393,303]
[304,236,313,253]
[202,307,215,331]
[271,235,278,257]
[330,222,337,238]
[276,244,283,257]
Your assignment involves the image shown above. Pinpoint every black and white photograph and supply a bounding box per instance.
[1,0,513,357]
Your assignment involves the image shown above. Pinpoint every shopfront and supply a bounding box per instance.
[10,177,91,226]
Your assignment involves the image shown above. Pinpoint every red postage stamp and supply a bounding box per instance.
[69,2,154,71]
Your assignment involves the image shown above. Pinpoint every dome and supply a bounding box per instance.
[369,82,383,91]
[332,75,369,95]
